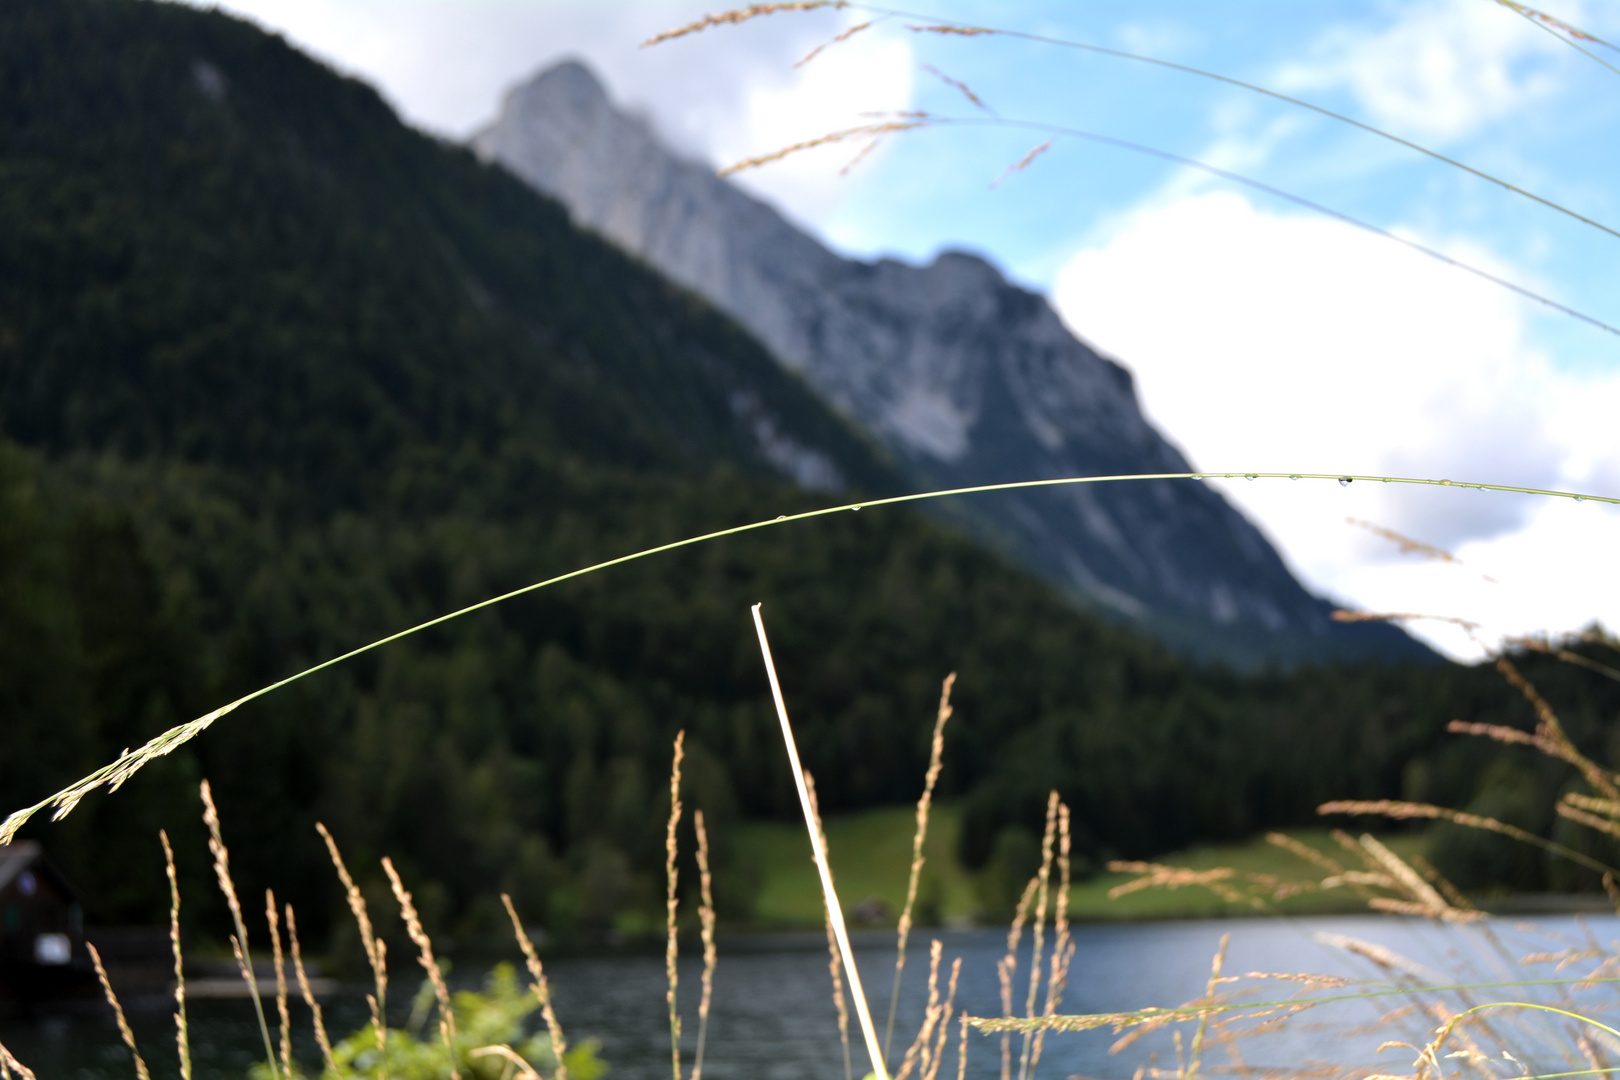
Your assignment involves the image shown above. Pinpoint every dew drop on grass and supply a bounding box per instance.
[1289,475,1300,480]
[1575,496,1585,502]
[852,505,861,511]
[1339,477,1352,487]
[775,515,787,521]
[1245,474,1257,481]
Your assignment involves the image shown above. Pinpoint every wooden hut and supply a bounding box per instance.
[0,842,88,999]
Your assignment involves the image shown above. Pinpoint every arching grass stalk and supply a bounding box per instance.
[657,1,1620,243]
[720,112,1619,339]
[4,470,1613,843]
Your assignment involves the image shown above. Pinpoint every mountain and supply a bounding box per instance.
[473,61,1426,667]
[0,9,905,506]
[0,0,1467,942]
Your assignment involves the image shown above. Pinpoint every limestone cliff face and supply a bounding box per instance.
[473,61,1424,664]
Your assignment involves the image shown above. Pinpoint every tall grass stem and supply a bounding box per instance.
[885,673,955,1067]
[665,731,686,1080]
[317,822,387,1077]
[691,809,717,1080]
[383,857,458,1079]
[88,941,150,1080]
[201,780,279,1078]
[286,904,337,1075]
[265,890,292,1077]
[752,603,890,1080]
[501,893,569,1080]
[160,830,191,1080]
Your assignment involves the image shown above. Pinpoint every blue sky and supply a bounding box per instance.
[187,0,1620,659]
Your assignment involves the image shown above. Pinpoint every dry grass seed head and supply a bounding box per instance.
[692,809,718,1080]
[0,698,242,846]
[1184,935,1230,1080]
[320,822,389,1071]
[383,857,458,1078]
[887,672,956,1064]
[990,141,1052,189]
[316,821,386,1002]
[501,893,568,1080]
[1318,798,1620,878]
[641,2,846,48]
[1030,801,1074,1075]
[1016,795,1058,1080]
[920,64,990,111]
[665,730,685,1080]
[719,121,927,177]
[266,889,293,1076]
[907,24,998,37]
[89,941,151,1080]
[922,957,962,1080]
[1498,656,1620,799]
[0,1037,37,1080]
[202,781,280,1077]
[895,941,945,1080]
[286,904,338,1076]
[161,829,192,1080]
[796,18,873,67]
[1266,832,1344,876]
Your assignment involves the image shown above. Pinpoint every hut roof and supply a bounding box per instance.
[0,842,78,903]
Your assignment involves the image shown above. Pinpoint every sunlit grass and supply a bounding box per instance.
[739,808,1436,927]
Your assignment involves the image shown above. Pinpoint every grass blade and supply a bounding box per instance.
[752,603,891,1080]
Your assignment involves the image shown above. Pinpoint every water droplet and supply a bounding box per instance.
[1190,473,1203,480]
[1440,479,1452,486]
[852,505,861,511]
[1339,477,1352,487]
[1381,477,1391,483]
[1289,474,1300,480]
[1575,496,1585,502]
[1245,474,1257,481]
[775,515,787,521]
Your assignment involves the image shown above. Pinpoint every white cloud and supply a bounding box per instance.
[1052,189,1620,659]
[1275,0,1573,141]
[188,0,913,229]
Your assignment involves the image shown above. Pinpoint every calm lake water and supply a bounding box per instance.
[7,914,1619,1079]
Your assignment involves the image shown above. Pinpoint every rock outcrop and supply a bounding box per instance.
[472,61,1425,665]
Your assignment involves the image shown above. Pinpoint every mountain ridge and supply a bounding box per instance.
[472,60,1427,667]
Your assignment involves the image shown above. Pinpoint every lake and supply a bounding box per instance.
[6,913,1618,1079]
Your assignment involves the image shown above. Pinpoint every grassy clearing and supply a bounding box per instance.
[739,804,1429,927]
[738,804,979,928]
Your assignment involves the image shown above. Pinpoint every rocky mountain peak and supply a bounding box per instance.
[472,62,1427,666]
